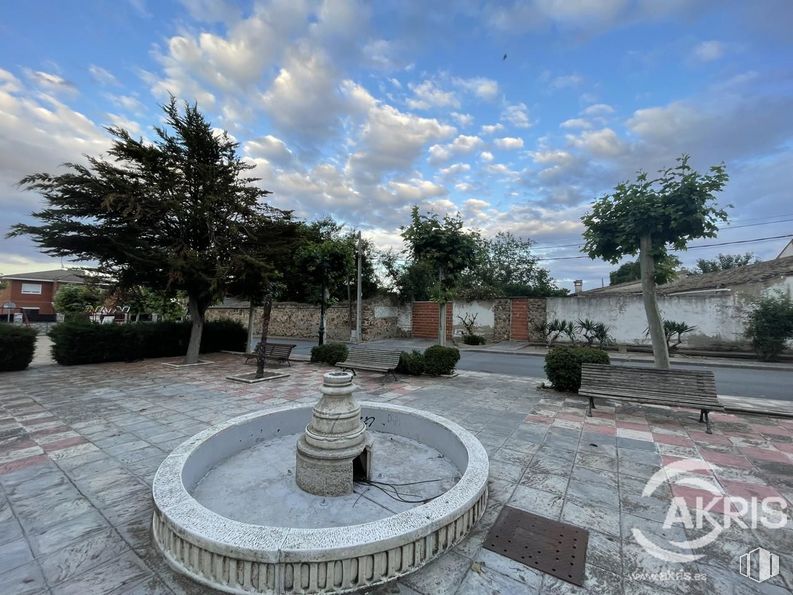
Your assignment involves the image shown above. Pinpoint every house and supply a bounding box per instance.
[0,269,87,320]
[547,256,793,349]
[777,239,793,260]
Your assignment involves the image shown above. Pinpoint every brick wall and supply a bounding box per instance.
[510,298,529,340]
[411,302,453,339]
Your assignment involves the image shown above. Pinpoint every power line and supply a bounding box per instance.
[531,215,793,251]
[536,233,792,262]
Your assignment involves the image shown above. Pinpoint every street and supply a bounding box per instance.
[269,338,793,403]
[456,351,793,403]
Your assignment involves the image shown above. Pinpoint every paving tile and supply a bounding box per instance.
[508,485,564,519]
[0,560,47,595]
[27,509,110,556]
[0,538,34,574]
[401,550,471,595]
[50,550,152,595]
[39,528,133,586]
[562,500,621,538]
[457,563,536,594]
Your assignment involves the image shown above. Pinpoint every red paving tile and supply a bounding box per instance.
[662,455,713,475]
[720,479,784,501]
[653,433,695,447]
[773,442,793,454]
[699,448,753,469]
[28,425,73,438]
[0,438,38,453]
[42,436,88,452]
[617,421,651,431]
[670,485,729,515]
[0,454,50,475]
[557,412,585,422]
[688,431,732,446]
[739,446,792,464]
[750,425,790,438]
[524,414,554,424]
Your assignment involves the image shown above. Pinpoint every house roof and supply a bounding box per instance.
[777,239,793,259]
[0,269,87,284]
[584,255,793,296]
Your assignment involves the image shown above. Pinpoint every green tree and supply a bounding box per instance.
[53,284,102,321]
[460,232,567,298]
[745,292,793,361]
[10,98,273,364]
[226,212,300,377]
[693,252,756,274]
[609,254,682,285]
[401,207,480,345]
[112,286,184,321]
[582,155,728,368]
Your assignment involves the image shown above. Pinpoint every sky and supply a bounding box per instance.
[1,0,792,291]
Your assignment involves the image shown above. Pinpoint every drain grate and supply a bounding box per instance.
[483,506,589,587]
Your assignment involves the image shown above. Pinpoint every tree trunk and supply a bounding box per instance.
[185,294,205,364]
[255,293,273,378]
[639,234,670,369]
[246,303,255,355]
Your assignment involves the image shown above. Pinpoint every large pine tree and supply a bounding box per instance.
[11,98,275,363]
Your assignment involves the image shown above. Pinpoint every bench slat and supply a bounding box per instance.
[336,348,402,374]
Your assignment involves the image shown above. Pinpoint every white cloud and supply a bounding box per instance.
[691,40,726,63]
[407,80,459,110]
[549,73,584,89]
[480,123,504,135]
[439,163,471,177]
[454,77,500,101]
[493,136,524,150]
[566,128,624,157]
[387,178,447,201]
[501,103,532,128]
[24,70,76,95]
[89,65,119,86]
[427,134,484,164]
[450,112,474,127]
[106,113,141,135]
[582,103,614,116]
[560,118,592,129]
[245,134,294,164]
[480,151,494,162]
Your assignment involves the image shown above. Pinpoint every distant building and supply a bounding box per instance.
[0,269,87,320]
[777,239,793,260]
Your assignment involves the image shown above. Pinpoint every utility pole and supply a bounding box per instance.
[438,266,446,347]
[319,261,326,346]
[355,232,363,343]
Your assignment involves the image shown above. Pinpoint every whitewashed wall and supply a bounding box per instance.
[451,300,496,337]
[546,279,792,348]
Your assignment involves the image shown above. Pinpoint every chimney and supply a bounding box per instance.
[574,280,583,295]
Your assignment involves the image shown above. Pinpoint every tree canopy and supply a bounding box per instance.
[582,155,729,368]
[609,254,682,286]
[11,98,276,363]
[692,252,756,274]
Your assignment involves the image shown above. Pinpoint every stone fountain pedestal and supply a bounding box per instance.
[295,371,372,496]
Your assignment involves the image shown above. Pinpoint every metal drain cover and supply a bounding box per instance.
[483,506,589,586]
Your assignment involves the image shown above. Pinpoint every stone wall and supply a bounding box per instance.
[207,297,404,342]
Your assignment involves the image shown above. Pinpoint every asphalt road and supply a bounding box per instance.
[456,351,793,402]
[261,338,793,403]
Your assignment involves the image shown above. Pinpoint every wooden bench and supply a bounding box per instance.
[245,342,296,366]
[579,364,723,433]
[336,348,402,381]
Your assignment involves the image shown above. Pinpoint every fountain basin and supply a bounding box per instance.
[152,402,489,594]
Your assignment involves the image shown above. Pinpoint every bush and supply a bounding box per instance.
[0,325,37,371]
[49,320,247,365]
[423,345,460,376]
[396,350,425,375]
[746,292,793,361]
[463,334,486,345]
[544,346,610,393]
[310,342,349,366]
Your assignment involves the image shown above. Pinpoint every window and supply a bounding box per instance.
[20,283,42,295]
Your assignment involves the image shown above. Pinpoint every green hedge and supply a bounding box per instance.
[310,343,349,366]
[544,346,610,393]
[424,345,460,376]
[0,325,37,371]
[463,334,485,345]
[396,350,425,375]
[49,320,246,365]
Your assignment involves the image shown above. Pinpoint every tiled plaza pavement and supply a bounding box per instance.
[1,355,792,595]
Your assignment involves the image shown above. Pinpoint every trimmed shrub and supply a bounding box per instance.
[0,325,37,371]
[310,342,349,366]
[397,350,425,375]
[463,334,485,345]
[50,323,143,365]
[49,320,247,365]
[424,345,460,376]
[544,346,610,393]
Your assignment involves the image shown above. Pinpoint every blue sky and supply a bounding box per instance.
[1,0,792,290]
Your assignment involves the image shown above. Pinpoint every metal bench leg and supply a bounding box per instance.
[586,396,594,417]
[702,409,712,434]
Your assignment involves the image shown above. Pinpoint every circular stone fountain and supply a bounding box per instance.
[152,371,489,594]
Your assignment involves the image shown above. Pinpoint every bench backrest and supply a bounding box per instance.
[255,343,295,357]
[580,363,721,409]
[342,348,402,369]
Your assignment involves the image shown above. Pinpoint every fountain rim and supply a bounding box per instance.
[152,400,489,563]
